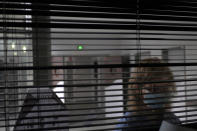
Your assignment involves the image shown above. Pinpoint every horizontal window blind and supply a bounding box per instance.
[1,0,197,131]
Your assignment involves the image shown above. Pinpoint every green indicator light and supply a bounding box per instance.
[77,45,84,50]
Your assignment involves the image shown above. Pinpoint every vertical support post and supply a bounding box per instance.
[32,4,51,129]
[32,17,51,87]
[122,55,130,112]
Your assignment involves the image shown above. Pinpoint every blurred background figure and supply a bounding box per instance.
[116,57,180,131]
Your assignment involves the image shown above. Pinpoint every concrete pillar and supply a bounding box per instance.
[32,16,52,87]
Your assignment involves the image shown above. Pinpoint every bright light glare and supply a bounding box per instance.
[14,52,17,56]
[11,42,16,49]
[53,81,65,103]
[22,46,27,53]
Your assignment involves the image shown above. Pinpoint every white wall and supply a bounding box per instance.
[104,79,123,118]
[51,30,125,56]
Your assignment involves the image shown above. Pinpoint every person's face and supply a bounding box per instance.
[141,83,167,109]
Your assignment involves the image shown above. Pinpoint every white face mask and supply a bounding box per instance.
[143,89,169,109]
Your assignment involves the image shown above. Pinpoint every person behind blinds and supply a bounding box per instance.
[115,57,180,131]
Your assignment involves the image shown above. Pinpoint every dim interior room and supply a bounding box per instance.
[2,1,197,131]
[50,25,197,130]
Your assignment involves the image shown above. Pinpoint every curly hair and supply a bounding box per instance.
[127,57,175,112]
